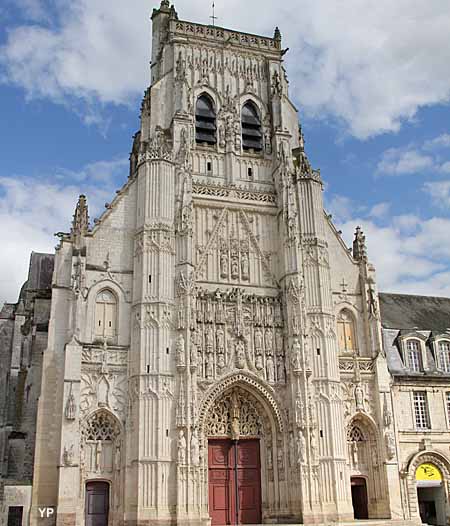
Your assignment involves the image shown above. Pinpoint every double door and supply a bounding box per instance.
[208,439,261,525]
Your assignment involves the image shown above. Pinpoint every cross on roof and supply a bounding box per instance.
[210,2,218,26]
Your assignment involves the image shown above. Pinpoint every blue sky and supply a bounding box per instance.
[1,0,450,303]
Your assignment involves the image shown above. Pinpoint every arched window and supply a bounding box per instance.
[337,310,356,353]
[95,290,117,340]
[438,340,450,372]
[405,339,422,372]
[241,101,262,152]
[195,94,216,145]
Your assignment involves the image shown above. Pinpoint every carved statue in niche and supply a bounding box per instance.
[97,376,110,407]
[65,382,76,420]
[231,390,240,440]
[215,291,225,324]
[266,355,275,382]
[205,353,213,379]
[205,296,213,323]
[254,299,262,325]
[220,251,228,279]
[235,339,246,369]
[114,444,121,471]
[297,430,306,464]
[355,383,365,411]
[274,302,282,326]
[178,429,187,464]
[265,329,274,355]
[265,300,274,326]
[218,124,225,148]
[231,257,239,280]
[276,354,285,382]
[385,431,395,460]
[291,337,302,371]
[255,353,264,371]
[264,131,272,154]
[205,326,214,352]
[216,328,225,369]
[190,428,200,466]
[295,397,303,425]
[241,251,249,281]
[190,332,197,367]
[62,444,74,466]
[255,328,263,354]
[95,440,102,472]
[176,334,186,366]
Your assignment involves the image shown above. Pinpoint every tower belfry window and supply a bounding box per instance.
[195,94,216,145]
[241,101,262,152]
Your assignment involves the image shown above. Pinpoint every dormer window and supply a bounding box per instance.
[195,94,216,145]
[406,339,422,372]
[438,340,450,372]
[241,101,262,152]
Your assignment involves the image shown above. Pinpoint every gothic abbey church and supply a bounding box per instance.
[1,2,440,526]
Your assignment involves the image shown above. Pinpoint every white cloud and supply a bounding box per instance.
[369,202,390,219]
[424,133,450,150]
[2,0,450,138]
[377,147,434,175]
[0,158,127,303]
[423,180,450,209]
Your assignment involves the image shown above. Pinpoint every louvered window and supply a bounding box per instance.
[241,101,262,152]
[195,94,216,145]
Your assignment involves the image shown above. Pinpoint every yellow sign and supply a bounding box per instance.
[416,463,442,482]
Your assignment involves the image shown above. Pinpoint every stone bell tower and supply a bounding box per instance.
[30,2,398,526]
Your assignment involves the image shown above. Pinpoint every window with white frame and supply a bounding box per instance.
[95,290,117,340]
[438,341,450,372]
[413,391,430,429]
[446,392,450,425]
[406,339,422,372]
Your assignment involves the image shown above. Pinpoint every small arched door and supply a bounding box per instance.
[85,481,109,526]
[351,477,368,519]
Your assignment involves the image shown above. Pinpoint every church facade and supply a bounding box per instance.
[3,2,450,525]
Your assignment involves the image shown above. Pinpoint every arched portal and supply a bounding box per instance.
[406,452,450,526]
[200,378,286,525]
[347,414,386,519]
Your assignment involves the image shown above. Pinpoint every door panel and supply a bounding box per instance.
[208,439,261,525]
[86,481,109,526]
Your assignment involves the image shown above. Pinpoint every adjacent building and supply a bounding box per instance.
[381,293,450,526]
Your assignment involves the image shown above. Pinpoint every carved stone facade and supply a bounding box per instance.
[0,3,437,526]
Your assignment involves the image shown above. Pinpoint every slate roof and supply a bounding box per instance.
[379,292,450,334]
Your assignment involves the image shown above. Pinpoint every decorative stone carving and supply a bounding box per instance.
[65,382,76,421]
[190,427,200,466]
[62,444,74,466]
[176,334,186,366]
[205,388,263,440]
[235,339,246,369]
[385,430,396,460]
[355,383,365,412]
[178,429,187,464]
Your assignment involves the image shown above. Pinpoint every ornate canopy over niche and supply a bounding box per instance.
[205,388,264,440]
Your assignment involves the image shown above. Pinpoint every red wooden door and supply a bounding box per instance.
[208,439,261,525]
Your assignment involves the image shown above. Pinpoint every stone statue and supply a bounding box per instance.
[95,440,102,472]
[190,332,197,367]
[62,444,74,466]
[355,383,364,411]
[385,431,396,460]
[255,329,263,353]
[241,252,249,280]
[291,338,302,370]
[178,429,187,464]
[115,444,121,470]
[265,330,273,355]
[255,353,264,371]
[231,257,239,279]
[297,431,306,464]
[266,355,275,382]
[176,334,186,366]
[220,251,228,278]
[65,383,76,420]
[235,340,246,369]
[190,428,200,466]
[276,354,285,383]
